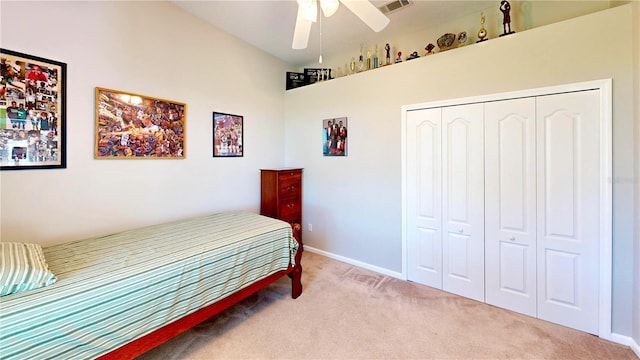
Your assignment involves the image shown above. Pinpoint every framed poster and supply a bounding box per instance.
[213,112,243,157]
[0,49,66,170]
[95,87,186,158]
[323,117,347,156]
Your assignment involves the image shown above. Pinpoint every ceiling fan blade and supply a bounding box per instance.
[292,5,313,49]
[339,0,390,32]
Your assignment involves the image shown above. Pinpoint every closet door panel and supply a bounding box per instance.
[442,103,484,302]
[406,108,443,288]
[536,90,600,334]
[484,97,537,316]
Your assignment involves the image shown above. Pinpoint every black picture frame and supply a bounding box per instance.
[213,112,243,157]
[0,49,66,170]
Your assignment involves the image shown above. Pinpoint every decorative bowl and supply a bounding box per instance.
[437,33,456,51]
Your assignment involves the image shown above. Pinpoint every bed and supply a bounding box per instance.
[0,211,303,359]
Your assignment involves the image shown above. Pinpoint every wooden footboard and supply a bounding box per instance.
[289,222,303,298]
[98,223,303,360]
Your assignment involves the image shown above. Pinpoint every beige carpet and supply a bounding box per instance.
[138,251,636,360]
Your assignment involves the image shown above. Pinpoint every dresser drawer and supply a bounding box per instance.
[279,198,301,218]
[279,178,301,198]
[277,170,302,182]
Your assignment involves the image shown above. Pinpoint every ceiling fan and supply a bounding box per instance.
[292,0,391,50]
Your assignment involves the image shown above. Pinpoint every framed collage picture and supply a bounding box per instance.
[323,117,347,156]
[95,87,186,158]
[213,112,243,157]
[0,49,66,170]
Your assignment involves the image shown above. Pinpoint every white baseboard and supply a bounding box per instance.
[630,336,640,358]
[606,333,640,357]
[609,332,630,345]
[304,246,404,279]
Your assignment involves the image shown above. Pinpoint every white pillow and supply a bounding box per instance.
[0,242,57,297]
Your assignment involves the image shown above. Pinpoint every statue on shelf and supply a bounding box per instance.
[477,12,488,42]
[385,43,391,65]
[500,0,515,36]
[395,51,402,63]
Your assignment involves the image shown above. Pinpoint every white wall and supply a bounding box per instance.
[0,1,292,246]
[284,4,637,339]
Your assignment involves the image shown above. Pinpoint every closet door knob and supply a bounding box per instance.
[458,228,464,233]
[509,236,516,241]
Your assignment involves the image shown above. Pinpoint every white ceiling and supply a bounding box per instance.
[170,0,495,68]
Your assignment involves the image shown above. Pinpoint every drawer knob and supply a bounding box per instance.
[287,186,295,192]
[287,204,294,208]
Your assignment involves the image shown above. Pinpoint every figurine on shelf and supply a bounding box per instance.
[477,12,488,42]
[500,0,515,36]
[395,51,402,63]
[406,51,420,61]
[385,43,391,65]
[457,32,468,47]
[424,43,435,56]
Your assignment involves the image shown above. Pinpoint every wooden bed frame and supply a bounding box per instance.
[97,223,303,360]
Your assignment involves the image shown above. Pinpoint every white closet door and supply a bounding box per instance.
[536,90,600,334]
[442,103,485,302]
[406,108,443,288]
[484,98,537,316]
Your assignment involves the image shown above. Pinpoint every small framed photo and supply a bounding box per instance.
[1,49,66,170]
[95,87,186,158]
[323,117,347,156]
[213,112,243,157]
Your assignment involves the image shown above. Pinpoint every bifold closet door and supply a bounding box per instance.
[406,103,485,302]
[536,90,601,335]
[484,97,537,317]
[441,103,485,302]
[406,107,443,289]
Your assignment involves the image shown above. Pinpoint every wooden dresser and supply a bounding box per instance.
[260,168,303,240]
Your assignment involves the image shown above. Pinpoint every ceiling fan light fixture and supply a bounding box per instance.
[320,0,339,17]
[297,0,318,22]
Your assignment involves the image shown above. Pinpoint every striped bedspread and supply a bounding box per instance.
[0,211,296,359]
